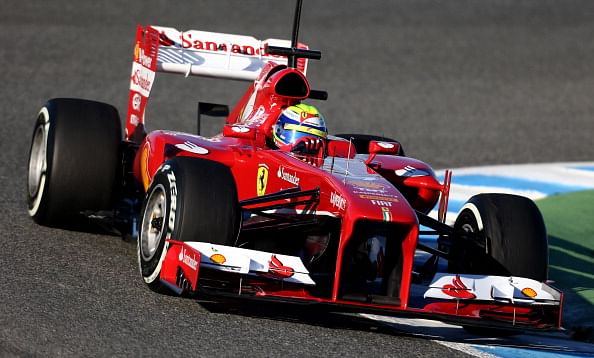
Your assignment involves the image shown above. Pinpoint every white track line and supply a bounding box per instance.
[360,314,497,357]
[429,161,594,224]
[438,162,594,189]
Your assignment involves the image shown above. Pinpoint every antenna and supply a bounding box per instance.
[343,137,353,184]
[289,0,303,68]
[266,0,321,68]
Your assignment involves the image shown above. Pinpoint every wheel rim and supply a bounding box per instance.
[140,184,167,261]
[28,122,47,198]
[460,222,475,233]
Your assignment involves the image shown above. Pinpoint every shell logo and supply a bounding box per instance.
[140,145,150,191]
[210,253,226,265]
[134,42,140,62]
[521,287,538,298]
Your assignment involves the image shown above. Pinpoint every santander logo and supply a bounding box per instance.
[178,247,198,270]
[277,166,300,186]
[131,69,152,92]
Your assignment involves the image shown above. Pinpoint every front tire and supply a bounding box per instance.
[449,194,548,335]
[27,98,122,226]
[137,156,240,292]
[450,193,548,281]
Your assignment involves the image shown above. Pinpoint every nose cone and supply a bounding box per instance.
[340,178,419,226]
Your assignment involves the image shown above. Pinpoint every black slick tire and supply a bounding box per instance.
[137,156,240,292]
[451,193,549,336]
[27,98,122,226]
[451,193,548,281]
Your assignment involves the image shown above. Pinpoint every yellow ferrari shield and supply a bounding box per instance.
[257,164,269,196]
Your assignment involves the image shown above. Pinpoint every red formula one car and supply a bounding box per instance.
[27,1,561,333]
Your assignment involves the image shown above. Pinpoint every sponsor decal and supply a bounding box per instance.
[134,44,154,68]
[178,247,198,270]
[155,28,308,73]
[441,275,476,299]
[140,145,150,191]
[330,192,346,211]
[130,114,139,126]
[266,255,295,279]
[133,42,141,60]
[209,253,226,265]
[350,180,385,190]
[257,164,269,196]
[132,93,142,111]
[165,169,177,238]
[377,142,395,149]
[521,287,538,298]
[358,194,399,202]
[277,166,300,186]
[301,117,323,127]
[282,109,300,121]
[381,207,392,222]
[395,165,430,178]
[130,62,155,98]
[231,125,250,133]
[175,141,209,155]
[371,200,393,207]
[168,31,284,58]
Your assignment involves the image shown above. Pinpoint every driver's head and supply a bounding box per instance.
[273,103,328,154]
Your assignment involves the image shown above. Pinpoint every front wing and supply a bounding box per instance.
[160,240,562,331]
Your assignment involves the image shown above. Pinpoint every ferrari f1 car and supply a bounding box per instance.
[27,1,561,333]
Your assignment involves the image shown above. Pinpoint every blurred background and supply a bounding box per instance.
[3,0,594,169]
[1,1,594,356]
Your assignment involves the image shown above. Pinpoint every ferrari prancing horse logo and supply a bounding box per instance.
[257,164,269,196]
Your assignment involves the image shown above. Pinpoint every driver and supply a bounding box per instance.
[272,103,328,162]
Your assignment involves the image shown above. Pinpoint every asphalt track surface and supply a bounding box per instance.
[2,1,594,356]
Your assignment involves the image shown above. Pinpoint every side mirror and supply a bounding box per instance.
[368,140,400,155]
[223,124,256,140]
[366,140,401,165]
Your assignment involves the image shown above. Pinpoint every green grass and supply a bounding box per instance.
[536,190,594,335]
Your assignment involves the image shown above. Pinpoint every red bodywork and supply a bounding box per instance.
[127,25,561,331]
[131,61,440,307]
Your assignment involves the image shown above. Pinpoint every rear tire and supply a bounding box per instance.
[27,98,122,226]
[334,134,405,156]
[137,156,240,292]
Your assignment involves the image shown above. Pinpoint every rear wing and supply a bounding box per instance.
[154,26,309,80]
[125,25,309,140]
